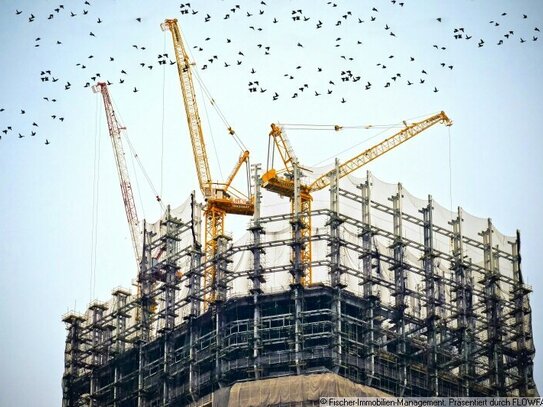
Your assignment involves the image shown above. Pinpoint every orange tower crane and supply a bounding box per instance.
[161,18,254,304]
[262,111,453,286]
[92,82,142,265]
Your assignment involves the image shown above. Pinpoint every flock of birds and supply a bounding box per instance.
[0,0,541,146]
[1,1,162,145]
[183,1,540,103]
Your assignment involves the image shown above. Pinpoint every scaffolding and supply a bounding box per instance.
[62,168,537,406]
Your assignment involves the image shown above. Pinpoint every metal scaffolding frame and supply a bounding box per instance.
[62,171,537,406]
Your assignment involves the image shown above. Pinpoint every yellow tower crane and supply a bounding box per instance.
[161,18,254,304]
[262,111,452,286]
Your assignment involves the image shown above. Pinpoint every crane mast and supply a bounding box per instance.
[262,111,452,286]
[162,18,254,305]
[92,82,142,264]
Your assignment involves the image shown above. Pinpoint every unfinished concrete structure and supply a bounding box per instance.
[62,168,537,406]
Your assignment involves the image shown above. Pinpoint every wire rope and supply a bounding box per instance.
[90,95,102,301]
[310,127,392,167]
[125,134,166,212]
[180,26,247,152]
[199,84,223,180]
[192,70,247,152]
[111,96,165,212]
[281,112,442,131]
[161,32,167,203]
[130,144,146,221]
[448,126,453,214]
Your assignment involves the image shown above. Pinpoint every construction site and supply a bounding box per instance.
[62,19,538,406]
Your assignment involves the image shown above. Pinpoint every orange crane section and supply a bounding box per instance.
[161,18,254,304]
[262,111,453,286]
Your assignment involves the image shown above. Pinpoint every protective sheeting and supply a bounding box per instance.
[232,170,518,314]
[73,170,522,371]
[214,373,389,407]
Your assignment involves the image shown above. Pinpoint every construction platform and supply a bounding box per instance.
[62,169,537,406]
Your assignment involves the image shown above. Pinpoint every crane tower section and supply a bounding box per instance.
[162,18,254,305]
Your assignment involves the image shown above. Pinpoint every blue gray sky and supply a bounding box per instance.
[0,1,542,405]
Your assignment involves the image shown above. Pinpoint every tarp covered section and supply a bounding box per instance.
[212,373,389,407]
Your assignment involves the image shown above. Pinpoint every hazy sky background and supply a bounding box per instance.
[0,0,542,405]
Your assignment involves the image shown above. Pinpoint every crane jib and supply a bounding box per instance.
[309,112,452,192]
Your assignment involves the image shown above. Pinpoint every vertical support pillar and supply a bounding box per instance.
[421,196,439,395]
[450,207,474,396]
[88,302,108,406]
[188,193,202,319]
[510,230,536,395]
[188,192,202,401]
[160,208,179,406]
[290,161,305,375]
[137,220,153,407]
[112,288,130,407]
[213,234,231,388]
[390,183,408,396]
[139,220,153,345]
[328,159,345,373]
[359,171,379,386]
[137,339,147,407]
[112,289,130,355]
[249,164,265,379]
[480,219,505,395]
[62,313,86,407]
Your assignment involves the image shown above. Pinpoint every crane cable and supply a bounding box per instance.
[111,97,166,212]
[311,126,393,167]
[283,111,445,168]
[130,145,146,221]
[198,81,223,180]
[448,126,454,213]
[161,32,167,205]
[124,134,166,213]
[89,96,102,302]
[192,68,248,152]
[280,112,444,132]
[181,29,250,195]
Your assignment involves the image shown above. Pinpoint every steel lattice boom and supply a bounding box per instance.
[93,82,142,265]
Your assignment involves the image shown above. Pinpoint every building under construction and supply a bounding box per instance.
[62,18,537,407]
[62,168,537,406]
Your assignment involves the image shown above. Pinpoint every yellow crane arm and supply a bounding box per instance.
[161,18,212,195]
[268,123,298,173]
[309,111,452,192]
[224,150,249,193]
